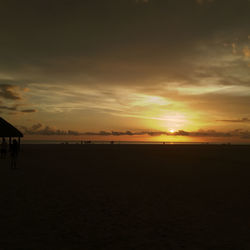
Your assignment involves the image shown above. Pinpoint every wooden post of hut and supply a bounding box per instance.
[9,137,11,151]
[18,137,21,151]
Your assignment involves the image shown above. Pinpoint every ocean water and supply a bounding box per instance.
[21,140,250,145]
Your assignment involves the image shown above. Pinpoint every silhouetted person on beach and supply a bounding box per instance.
[10,139,19,169]
[1,138,7,159]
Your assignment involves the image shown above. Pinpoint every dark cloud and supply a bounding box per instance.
[0,105,18,111]
[19,124,80,136]
[0,84,21,100]
[217,118,250,123]
[0,0,250,87]
[31,123,43,130]
[0,105,36,114]
[21,109,37,113]
[136,0,150,3]
[196,0,215,4]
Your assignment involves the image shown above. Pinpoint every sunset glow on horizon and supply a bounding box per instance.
[1,0,250,143]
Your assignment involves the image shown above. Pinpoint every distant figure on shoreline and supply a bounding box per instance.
[1,138,8,159]
[84,140,92,144]
[10,139,19,169]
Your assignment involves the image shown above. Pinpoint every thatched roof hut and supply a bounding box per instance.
[0,117,23,139]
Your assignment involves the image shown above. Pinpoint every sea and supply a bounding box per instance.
[21,140,250,145]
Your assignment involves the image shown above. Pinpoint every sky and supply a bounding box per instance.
[1,0,250,142]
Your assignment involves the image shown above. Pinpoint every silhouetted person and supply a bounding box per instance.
[1,138,8,159]
[10,139,19,169]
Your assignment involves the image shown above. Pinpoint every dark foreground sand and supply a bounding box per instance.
[0,144,250,250]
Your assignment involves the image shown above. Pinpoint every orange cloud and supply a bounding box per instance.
[243,47,250,57]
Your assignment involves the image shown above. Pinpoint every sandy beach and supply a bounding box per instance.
[0,144,250,249]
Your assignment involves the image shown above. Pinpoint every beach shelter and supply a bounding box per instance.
[0,117,23,145]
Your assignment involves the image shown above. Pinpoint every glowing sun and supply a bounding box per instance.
[169,129,175,133]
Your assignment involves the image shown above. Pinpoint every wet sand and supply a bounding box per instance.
[0,144,250,249]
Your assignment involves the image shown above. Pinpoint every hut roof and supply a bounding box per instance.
[0,117,23,138]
